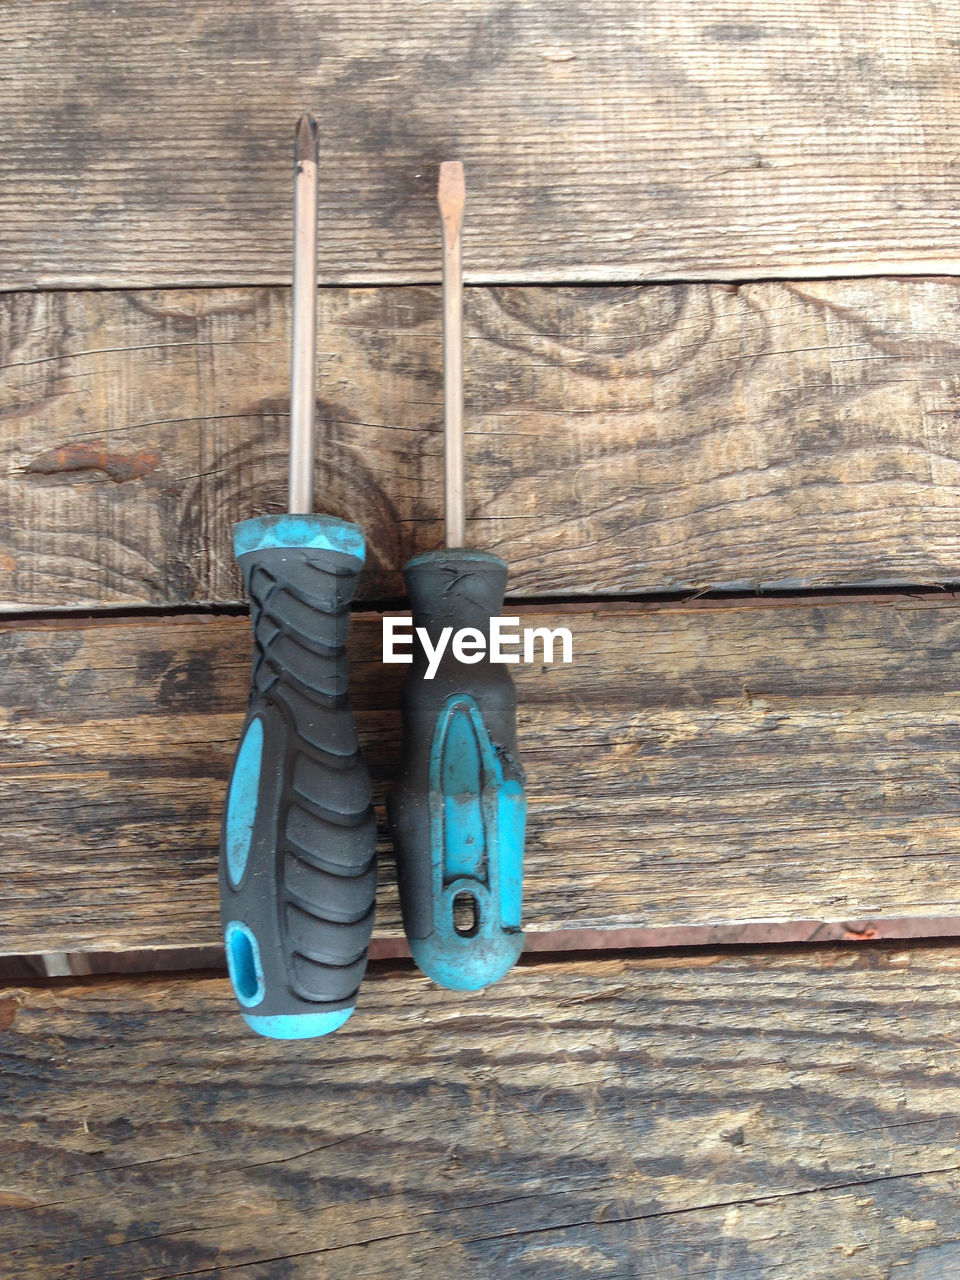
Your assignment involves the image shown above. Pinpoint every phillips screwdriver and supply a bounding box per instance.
[391,161,526,990]
[219,115,377,1038]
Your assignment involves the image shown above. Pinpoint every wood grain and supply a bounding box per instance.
[6,593,960,955]
[4,2,960,288]
[6,279,960,608]
[4,945,960,1278]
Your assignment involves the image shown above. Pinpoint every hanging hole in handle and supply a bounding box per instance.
[225,921,265,1008]
[453,891,480,937]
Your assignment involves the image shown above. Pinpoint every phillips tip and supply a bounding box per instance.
[295,113,318,166]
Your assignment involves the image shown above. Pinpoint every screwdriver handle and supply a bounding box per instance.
[391,548,526,990]
[220,514,376,1038]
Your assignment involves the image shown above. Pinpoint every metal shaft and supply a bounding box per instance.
[438,161,466,548]
[289,114,319,515]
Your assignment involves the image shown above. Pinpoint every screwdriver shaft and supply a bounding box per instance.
[289,114,319,515]
[439,161,466,548]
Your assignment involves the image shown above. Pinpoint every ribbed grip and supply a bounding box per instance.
[390,549,526,991]
[219,517,376,1039]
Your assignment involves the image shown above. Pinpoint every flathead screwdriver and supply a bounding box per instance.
[391,161,526,990]
[219,115,377,1038]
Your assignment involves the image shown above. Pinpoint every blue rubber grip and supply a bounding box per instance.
[390,549,526,990]
[219,514,376,1038]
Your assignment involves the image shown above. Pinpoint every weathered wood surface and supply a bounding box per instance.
[6,593,960,955]
[6,279,960,609]
[4,945,960,1278]
[4,2,960,289]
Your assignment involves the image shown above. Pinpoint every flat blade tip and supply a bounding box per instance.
[438,159,465,194]
[438,160,465,228]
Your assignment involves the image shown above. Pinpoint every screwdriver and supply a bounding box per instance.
[391,162,526,990]
[219,115,377,1038]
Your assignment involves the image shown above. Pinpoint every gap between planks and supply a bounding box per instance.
[1,583,959,631]
[12,915,960,983]
[17,266,960,294]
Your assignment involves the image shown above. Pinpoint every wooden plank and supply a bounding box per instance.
[6,279,960,609]
[5,593,960,955]
[5,945,960,1278]
[5,2,960,288]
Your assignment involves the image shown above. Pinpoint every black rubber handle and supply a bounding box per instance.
[219,531,376,1038]
[390,549,525,990]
